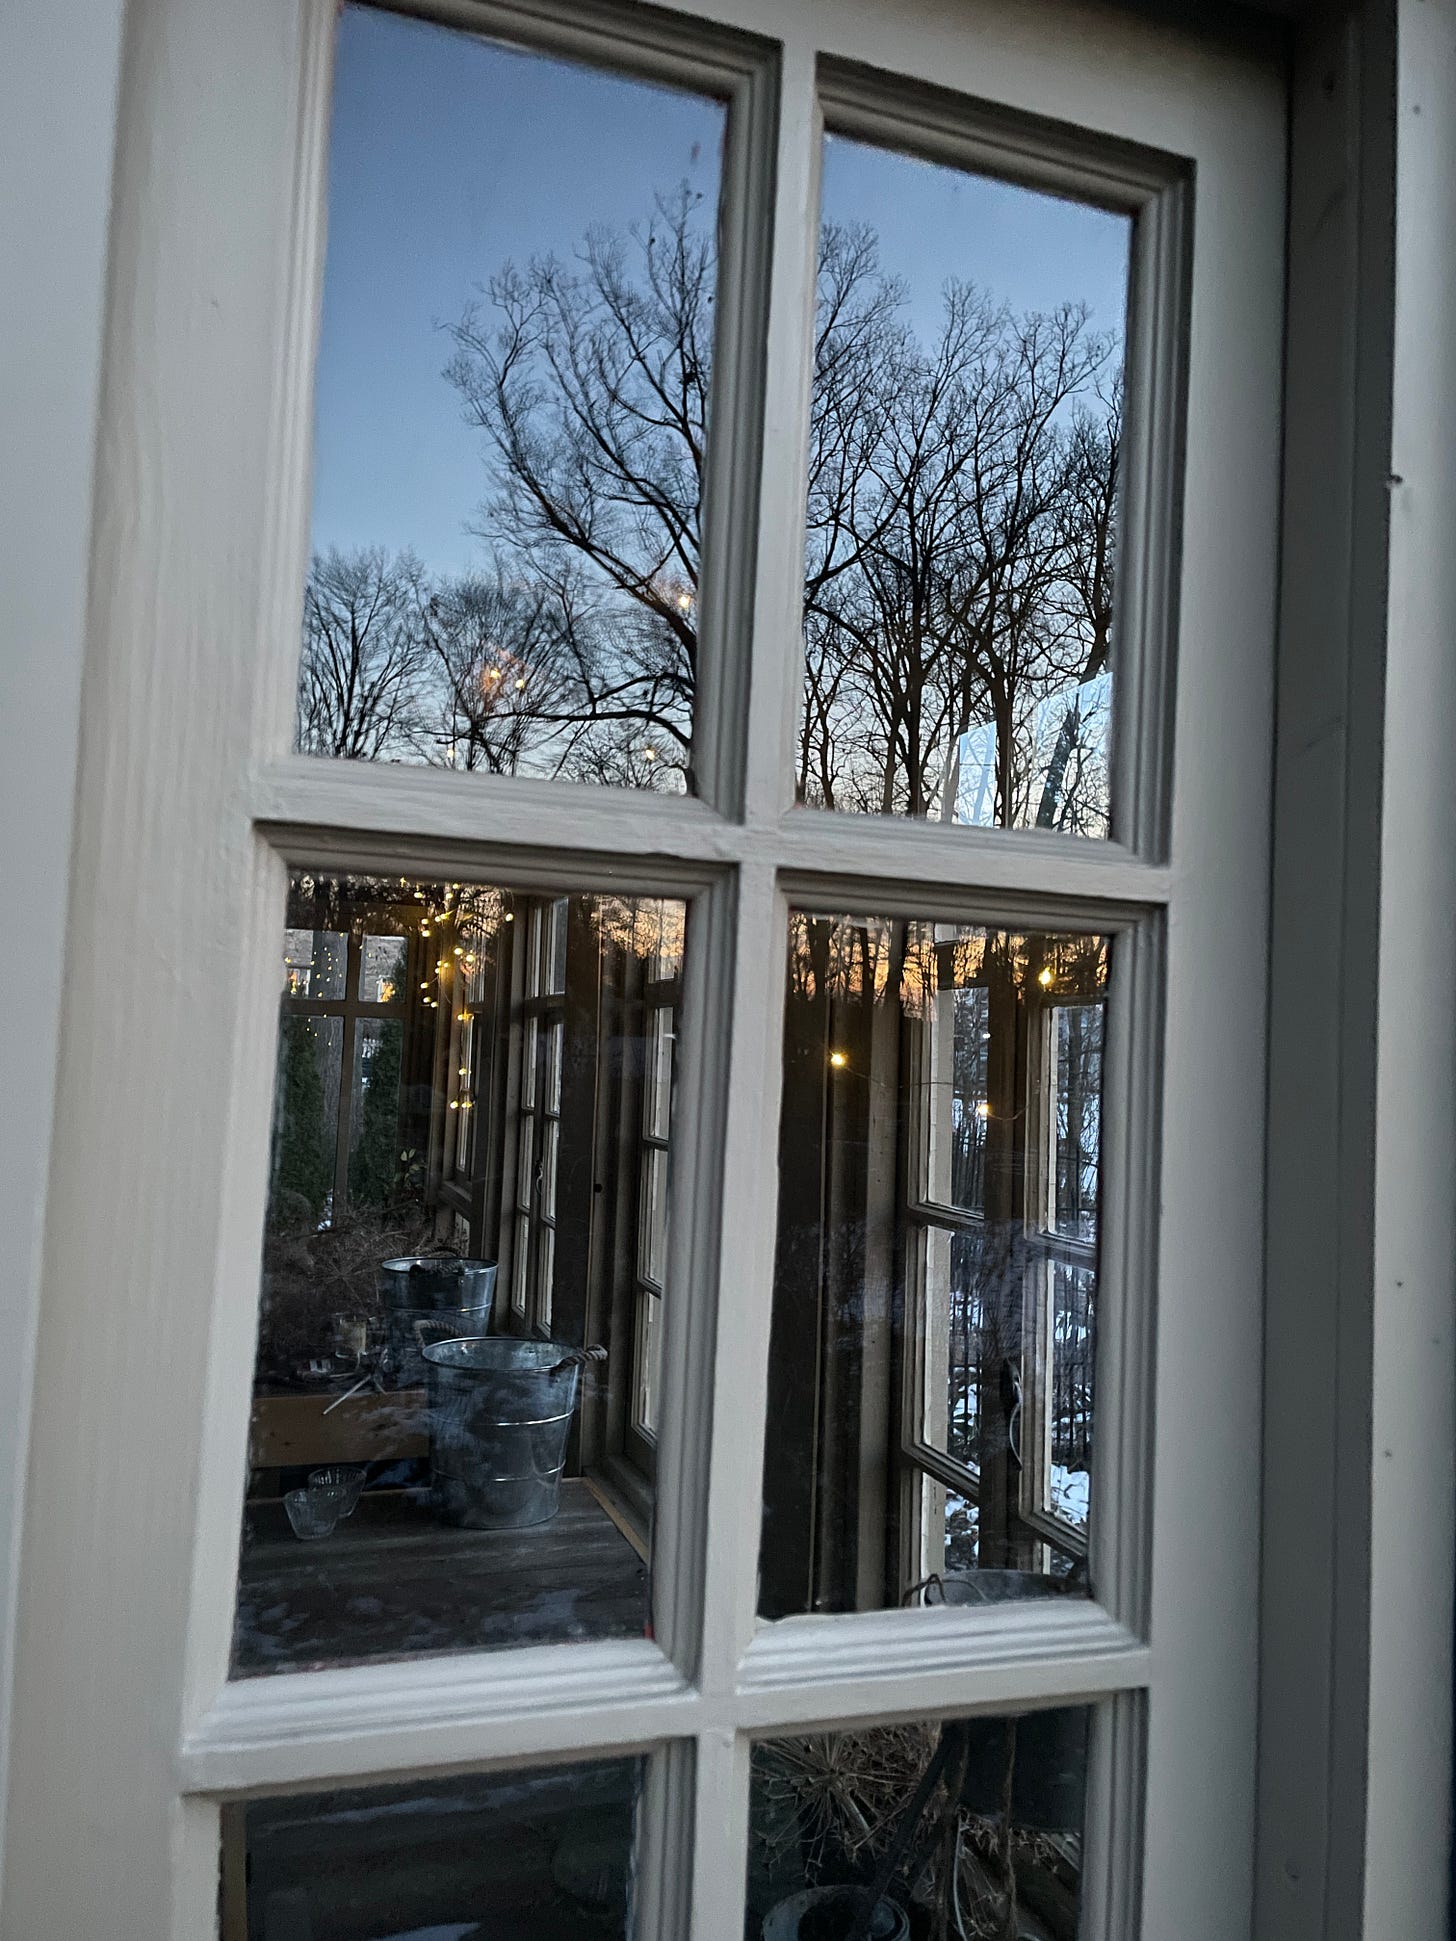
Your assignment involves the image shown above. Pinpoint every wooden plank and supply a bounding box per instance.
[249,1390,429,1470]
[233,1479,648,1676]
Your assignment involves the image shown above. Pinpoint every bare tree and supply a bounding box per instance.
[294,192,1121,823]
[419,568,564,774]
[799,224,1120,829]
[444,184,715,790]
[297,546,430,761]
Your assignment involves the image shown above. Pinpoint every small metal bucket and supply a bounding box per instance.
[379,1256,497,1389]
[423,1338,593,1530]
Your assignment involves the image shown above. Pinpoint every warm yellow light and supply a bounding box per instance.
[976,1100,992,1119]
[643,747,658,762]
[449,1100,459,1111]
[1038,965,1054,987]
[515,677,526,690]
[829,1050,848,1069]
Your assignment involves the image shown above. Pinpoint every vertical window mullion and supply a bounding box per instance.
[738,39,821,828]
[679,45,824,1938]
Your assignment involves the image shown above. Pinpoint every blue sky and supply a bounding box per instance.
[309,3,1130,580]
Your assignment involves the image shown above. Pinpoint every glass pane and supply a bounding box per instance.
[646,1007,675,1142]
[1050,1261,1095,1532]
[512,1209,531,1314]
[546,898,569,996]
[347,1019,404,1212]
[297,2,727,793]
[760,914,1108,1619]
[799,132,1130,838]
[645,896,685,982]
[282,928,346,1000]
[747,1709,1091,1939]
[359,930,408,1003]
[635,1289,661,1438]
[1052,1002,1103,1239]
[535,1220,557,1330]
[939,1226,987,1471]
[545,1015,564,1115]
[540,1115,559,1214]
[924,982,989,1213]
[227,1755,643,1939]
[269,1016,343,1230]
[234,872,688,1677]
[522,1014,539,1111]
[516,1105,537,1209]
[641,1146,669,1287]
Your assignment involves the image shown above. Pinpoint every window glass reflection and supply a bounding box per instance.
[226,1756,642,1939]
[747,1709,1090,1939]
[298,4,727,791]
[800,134,1130,837]
[234,874,686,1675]
[760,914,1107,1618]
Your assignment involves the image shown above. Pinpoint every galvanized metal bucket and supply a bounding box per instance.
[422,1338,597,1530]
[378,1256,497,1389]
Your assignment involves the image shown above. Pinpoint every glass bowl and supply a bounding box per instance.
[308,1465,366,1515]
[284,1488,342,1541]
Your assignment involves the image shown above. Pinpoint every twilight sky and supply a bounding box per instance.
[309,2,1131,579]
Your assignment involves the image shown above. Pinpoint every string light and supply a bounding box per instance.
[829,1050,848,1069]
[1037,966,1054,988]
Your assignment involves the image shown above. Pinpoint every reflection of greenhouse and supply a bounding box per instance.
[237,873,682,1674]
[763,918,1107,1617]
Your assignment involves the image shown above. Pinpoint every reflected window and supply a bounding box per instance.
[799,133,1130,836]
[234,873,687,1675]
[225,1756,641,1939]
[747,1708,1090,1938]
[297,3,728,792]
[759,914,1107,1618]
[634,904,681,1445]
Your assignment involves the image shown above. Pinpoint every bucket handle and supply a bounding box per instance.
[412,1316,488,1351]
[548,1344,608,1378]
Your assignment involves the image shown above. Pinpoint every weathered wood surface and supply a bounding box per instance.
[233,1481,648,1675]
[250,1388,430,1468]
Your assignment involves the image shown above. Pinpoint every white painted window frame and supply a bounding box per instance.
[0,0,1288,1937]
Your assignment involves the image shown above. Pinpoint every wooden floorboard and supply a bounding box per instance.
[233,1479,649,1676]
